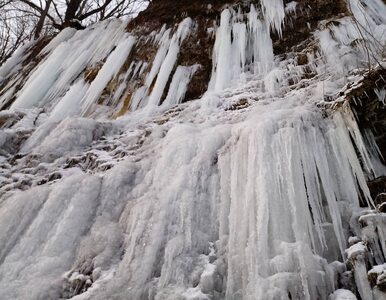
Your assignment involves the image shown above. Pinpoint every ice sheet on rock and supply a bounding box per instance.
[349,0,386,27]
[128,29,171,110]
[0,174,102,300]
[10,19,130,112]
[0,0,386,299]
[21,117,112,160]
[0,76,382,300]
[358,213,386,264]
[146,18,193,107]
[361,129,386,177]
[0,40,37,82]
[315,0,386,76]
[40,27,77,54]
[30,96,375,300]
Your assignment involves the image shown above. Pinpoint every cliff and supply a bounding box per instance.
[0,1,385,299]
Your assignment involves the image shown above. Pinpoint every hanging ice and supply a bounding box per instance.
[163,65,199,107]
[209,5,274,92]
[130,17,194,110]
[9,20,130,111]
[80,35,136,115]
[260,0,285,35]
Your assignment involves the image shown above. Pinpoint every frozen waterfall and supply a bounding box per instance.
[0,0,386,299]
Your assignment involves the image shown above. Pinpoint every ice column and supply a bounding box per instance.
[209,5,274,92]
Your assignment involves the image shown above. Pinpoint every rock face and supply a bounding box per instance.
[0,0,354,114]
[348,68,386,159]
[0,0,386,299]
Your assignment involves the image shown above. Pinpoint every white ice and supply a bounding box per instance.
[0,0,385,299]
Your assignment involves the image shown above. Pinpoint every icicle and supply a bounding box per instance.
[81,35,136,115]
[208,9,233,92]
[50,79,89,121]
[129,18,193,110]
[260,0,285,36]
[375,88,386,104]
[10,19,130,112]
[162,65,199,107]
[248,5,274,74]
[285,1,298,15]
[208,5,274,92]
[146,18,193,107]
[216,99,376,299]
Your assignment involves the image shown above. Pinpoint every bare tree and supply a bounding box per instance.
[0,0,149,66]
[0,3,36,65]
[13,0,149,31]
[34,0,53,38]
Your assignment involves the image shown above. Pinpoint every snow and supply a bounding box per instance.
[348,236,361,246]
[346,242,367,260]
[329,289,358,300]
[368,263,386,290]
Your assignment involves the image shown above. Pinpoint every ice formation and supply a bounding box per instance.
[0,17,196,116]
[209,5,274,91]
[0,0,386,299]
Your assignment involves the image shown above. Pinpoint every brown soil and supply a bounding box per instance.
[128,0,251,33]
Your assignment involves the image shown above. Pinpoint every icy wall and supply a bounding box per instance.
[0,0,386,299]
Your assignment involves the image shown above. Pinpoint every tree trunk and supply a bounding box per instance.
[63,0,83,28]
[34,0,53,39]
